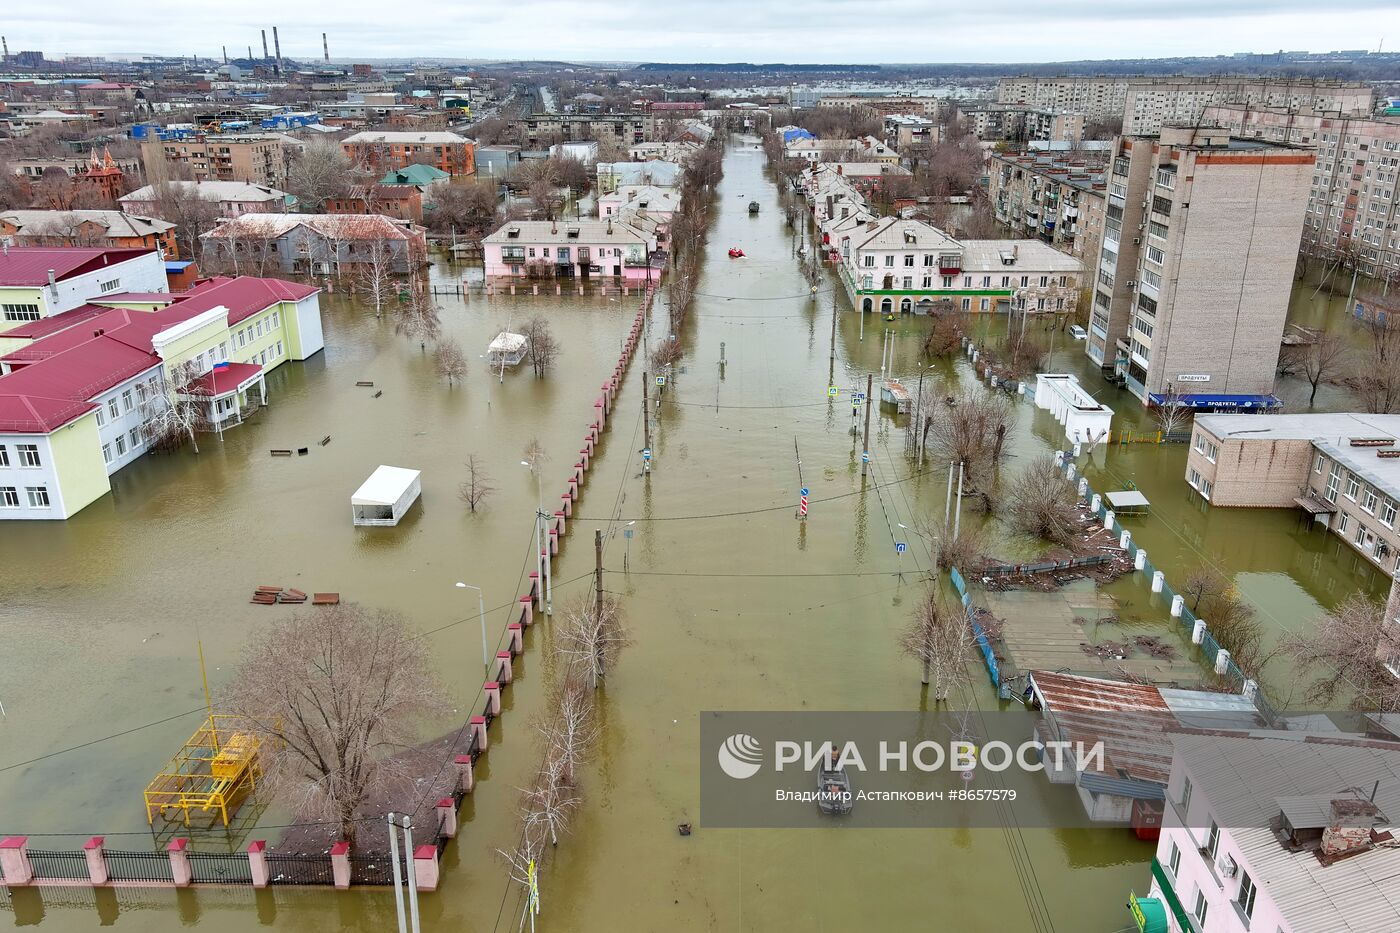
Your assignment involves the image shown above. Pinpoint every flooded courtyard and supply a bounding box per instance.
[1,136,1393,930]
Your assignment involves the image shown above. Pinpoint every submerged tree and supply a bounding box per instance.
[434,337,468,387]
[900,588,973,699]
[925,390,1013,490]
[1153,382,1192,438]
[1281,330,1348,406]
[458,454,496,512]
[1286,592,1400,713]
[223,604,449,842]
[557,592,629,689]
[140,361,212,454]
[1005,454,1081,546]
[521,316,561,378]
[395,285,441,350]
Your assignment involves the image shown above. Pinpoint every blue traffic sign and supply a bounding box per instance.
[642,448,652,460]
[800,487,809,497]
[655,376,666,386]
[624,529,634,539]
[827,385,839,397]
[895,542,908,553]
[862,452,870,463]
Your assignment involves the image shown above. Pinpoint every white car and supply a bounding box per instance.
[1069,324,1087,341]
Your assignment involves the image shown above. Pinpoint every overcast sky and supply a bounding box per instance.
[9,1,1397,63]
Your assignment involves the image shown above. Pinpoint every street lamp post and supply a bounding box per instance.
[454,582,489,673]
[521,459,552,615]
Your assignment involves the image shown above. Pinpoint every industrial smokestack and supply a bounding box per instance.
[272,26,282,75]
[222,46,227,64]
[247,45,253,61]
[2,37,9,60]
[261,30,269,61]
[323,33,329,62]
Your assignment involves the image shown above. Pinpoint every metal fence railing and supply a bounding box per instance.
[265,853,335,886]
[28,850,91,881]
[105,850,175,883]
[951,566,1000,687]
[188,852,254,884]
[347,854,395,886]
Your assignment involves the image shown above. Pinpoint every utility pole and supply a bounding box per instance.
[828,297,838,382]
[861,373,873,479]
[594,529,604,620]
[944,461,954,526]
[915,366,926,471]
[642,370,652,472]
[954,461,964,537]
[388,813,407,933]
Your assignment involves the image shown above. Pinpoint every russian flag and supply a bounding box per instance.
[213,361,231,371]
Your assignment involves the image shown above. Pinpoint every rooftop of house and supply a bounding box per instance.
[1172,733,1400,932]
[482,220,651,246]
[597,161,682,187]
[121,180,291,202]
[201,213,422,241]
[0,246,158,286]
[379,164,451,185]
[341,130,470,144]
[959,239,1083,272]
[0,210,176,238]
[1196,413,1400,444]
[0,276,317,434]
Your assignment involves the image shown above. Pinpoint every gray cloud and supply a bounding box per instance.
[7,1,1395,62]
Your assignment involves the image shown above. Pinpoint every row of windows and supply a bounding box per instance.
[1317,455,1398,527]
[101,427,146,465]
[2,303,41,321]
[0,485,49,508]
[1188,467,1214,500]
[1192,433,1220,462]
[1169,779,1259,924]
[0,444,41,468]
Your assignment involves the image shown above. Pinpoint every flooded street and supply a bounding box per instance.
[2,136,1393,930]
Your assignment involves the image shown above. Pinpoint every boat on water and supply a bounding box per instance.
[728,247,745,258]
[817,746,854,815]
[748,201,760,214]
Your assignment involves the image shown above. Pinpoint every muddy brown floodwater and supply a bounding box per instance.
[1,136,1391,931]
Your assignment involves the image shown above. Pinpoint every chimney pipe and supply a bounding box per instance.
[272,26,282,75]
[261,30,269,62]
[47,269,57,288]
[323,33,329,62]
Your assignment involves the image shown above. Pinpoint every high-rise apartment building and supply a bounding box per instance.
[140,134,287,187]
[988,150,1109,262]
[996,76,1372,134]
[1202,104,1400,277]
[1086,126,1313,406]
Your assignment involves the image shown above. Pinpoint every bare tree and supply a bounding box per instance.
[521,316,560,378]
[899,588,974,699]
[1180,566,1223,613]
[921,313,962,358]
[146,180,221,261]
[1153,382,1192,438]
[394,284,441,350]
[1005,454,1080,546]
[352,235,401,318]
[1284,330,1349,405]
[1206,585,1271,678]
[1349,299,1400,414]
[458,454,497,512]
[540,675,599,789]
[557,592,629,689]
[285,140,356,211]
[139,361,212,454]
[222,604,449,842]
[925,390,1013,490]
[1286,592,1400,713]
[434,337,467,387]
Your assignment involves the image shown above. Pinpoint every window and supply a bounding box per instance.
[0,486,17,507]
[942,276,954,288]
[26,486,50,508]
[276,340,284,357]
[108,398,119,420]
[238,329,247,348]
[1180,775,1193,813]
[1382,499,1396,528]
[1152,195,1172,216]
[1339,513,1350,534]
[1346,475,1360,500]
[1355,522,1369,546]
[0,445,6,467]
[271,311,280,328]
[1205,442,1218,463]
[129,429,139,449]
[1363,487,1378,514]
[1148,220,1169,240]
[114,434,126,456]
[1138,294,1157,316]
[884,255,894,267]
[1156,168,1176,189]
[121,390,133,413]
[961,298,971,311]
[1135,318,1154,339]
[923,254,935,267]
[1039,275,1048,287]
[1206,820,1220,858]
[95,407,106,427]
[255,320,264,337]
[102,444,113,464]
[1315,454,1325,474]
[1189,467,1202,488]
[1193,888,1209,927]
[1145,245,1165,265]
[1001,275,1010,287]
[903,254,915,267]
[982,275,991,287]
[99,279,121,293]
[863,256,875,267]
[2,303,42,321]
[17,444,40,468]
[1237,870,1257,919]
[1020,275,1029,287]
[1168,839,1181,875]
[1325,468,1340,502]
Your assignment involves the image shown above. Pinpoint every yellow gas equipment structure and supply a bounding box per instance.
[143,715,263,827]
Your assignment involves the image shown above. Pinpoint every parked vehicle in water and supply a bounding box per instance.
[1069,324,1087,341]
[748,201,760,214]
[817,744,853,815]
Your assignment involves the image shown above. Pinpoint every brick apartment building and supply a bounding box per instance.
[1085,125,1313,405]
[989,150,1109,262]
[1201,104,1400,279]
[1185,412,1400,579]
[341,131,475,176]
[140,134,287,187]
[996,76,1373,134]
[956,104,1085,144]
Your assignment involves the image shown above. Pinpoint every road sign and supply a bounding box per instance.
[642,448,652,461]
[800,487,809,497]
[855,392,866,401]
[862,452,870,463]
[852,396,862,408]
[961,769,974,782]
[799,493,808,517]
[895,542,907,553]
[623,529,634,539]
[827,385,838,397]
[655,376,666,386]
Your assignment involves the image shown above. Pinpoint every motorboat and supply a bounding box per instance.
[748,201,760,214]
[816,747,854,815]
[728,248,745,258]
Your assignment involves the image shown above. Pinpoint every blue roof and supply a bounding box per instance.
[165,261,193,271]
[1148,393,1281,410]
[1077,772,1166,800]
[782,128,814,143]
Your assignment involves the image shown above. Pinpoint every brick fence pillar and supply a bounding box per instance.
[412,845,440,892]
[0,837,33,886]
[507,622,523,653]
[484,681,502,716]
[248,840,269,888]
[435,798,457,839]
[470,715,488,751]
[495,651,514,684]
[454,754,475,794]
[85,836,108,885]
[330,842,350,889]
[167,837,191,887]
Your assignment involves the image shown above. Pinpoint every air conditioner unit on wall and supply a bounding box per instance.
[1218,855,1238,878]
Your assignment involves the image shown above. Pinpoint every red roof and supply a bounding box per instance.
[0,303,110,340]
[188,362,262,397]
[0,274,318,434]
[0,247,158,286]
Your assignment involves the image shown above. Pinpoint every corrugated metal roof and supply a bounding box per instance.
[0,246,156,286]
[1174,734,1400,932]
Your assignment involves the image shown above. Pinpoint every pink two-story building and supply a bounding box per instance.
[481,219,659,283]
